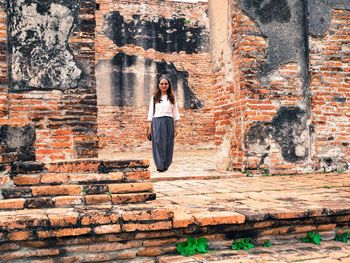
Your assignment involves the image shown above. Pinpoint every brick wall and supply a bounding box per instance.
[95,0,216,156]
[211,0,350,174]
[310,9,350,172]
[0,0,98,164]
[213,4,308,173]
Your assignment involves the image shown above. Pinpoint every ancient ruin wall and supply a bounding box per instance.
[310,8,350,172]
[211,0,350,174]
[95,0,216,155]
[1,0,99,164]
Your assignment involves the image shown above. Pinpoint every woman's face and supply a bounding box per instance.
[159,78,169,93]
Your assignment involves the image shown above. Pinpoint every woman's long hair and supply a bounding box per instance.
[153,75,175,104]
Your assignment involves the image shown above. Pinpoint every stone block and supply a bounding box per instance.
[0,199,25,210]
[13,174,41,186]
[122,208,173,221]
[108,182,153,194]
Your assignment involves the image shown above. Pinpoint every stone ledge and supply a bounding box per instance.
[157,241,350,263]
[2,182,154,198]
[0,192,157,210]
[0,206,349,262]
[46,159,150,173]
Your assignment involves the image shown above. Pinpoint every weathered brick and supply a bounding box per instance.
[31,185,82,196]
[64,240,141,252]
[192,211,245,226]
[93,224,121,234]
[84,194,111,205]
[0,248,59,261]
[0,199,25,210]
[0,243,20,251]
[48,212,79,227]
[122,208,173,221]
[7,230,32,241]
[108,182,153,194]
[81,211,118,225]
[142,238,178,247]
[122,221,172,232]
[40,173,68,184]
[124,171,150,181]
[172,209,194,228]
[111,192,156,204]
[37,228,91,239]
[13,174,41,186]
[136,247,162,257]
[53,196,84,207]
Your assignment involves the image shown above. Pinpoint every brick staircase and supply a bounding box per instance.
[0,162,350,262]
[0,159,156,211]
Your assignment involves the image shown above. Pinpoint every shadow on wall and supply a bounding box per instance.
[104,11,209,54]
[96,53,203,109]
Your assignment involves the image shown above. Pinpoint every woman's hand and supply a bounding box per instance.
[147,123,152,137]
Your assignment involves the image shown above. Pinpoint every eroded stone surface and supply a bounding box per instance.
[8,0,82,91]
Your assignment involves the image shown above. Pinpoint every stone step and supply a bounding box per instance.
[157,240,350,262]
[10,161,45,175]
[45,159,150,173]
[0,192,156,210]
[2,182,153,198]
[12,170,150,186]
[0,202,349,262]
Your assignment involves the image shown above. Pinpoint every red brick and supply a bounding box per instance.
[7,231,32,241]
[137,247,162,257]
[0,249,59,261]
[81,211,118,225]
[40,173,68,184]
[37,228,91,239]
[122,208,173,221]
[108,182,153,194]
[0,199,25,210]
[53,196,84,207]
[192,211,245,226]
[93,224,121,234]
[84,195,111,205]
[31,185,81,196]
[111,193,155,204]
[122,221,172,232]
[13,175,41,186]
[48,212,79,227]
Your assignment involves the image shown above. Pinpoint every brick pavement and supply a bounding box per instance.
[112,149,350,262]
[108,149,242,181]
[1,150,348,262]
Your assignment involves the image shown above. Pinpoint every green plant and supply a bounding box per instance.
[337,168,345,174]
[301,231,322,245]
[261,169,271,176]
[244,170,252,177]
[177,237,208,256]
[81,187,87,195]
[231,238,255,251]
[106,191,113,197]
[183,18,191,24]
[335,232,350,243]
[263,240,272,247]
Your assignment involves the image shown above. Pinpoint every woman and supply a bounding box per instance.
[147,75,180,172]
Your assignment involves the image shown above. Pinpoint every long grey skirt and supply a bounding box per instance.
[151,116,174,171]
